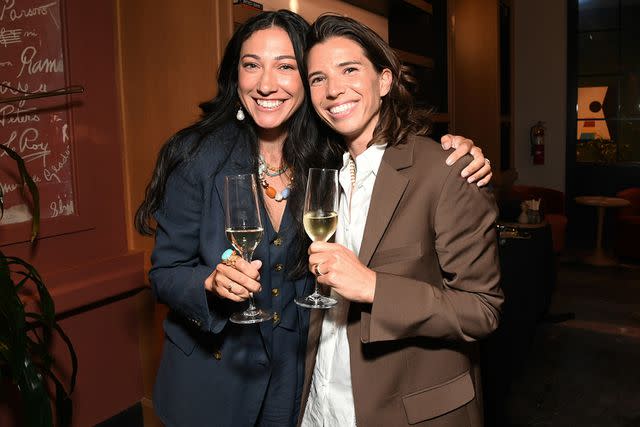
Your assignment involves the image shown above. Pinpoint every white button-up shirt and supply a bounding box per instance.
[301,143,387,427]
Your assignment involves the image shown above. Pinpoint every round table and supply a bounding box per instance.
[574,196,631,266]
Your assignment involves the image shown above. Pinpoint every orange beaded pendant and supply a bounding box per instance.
[265,186,277,199]
[258,154,292,202]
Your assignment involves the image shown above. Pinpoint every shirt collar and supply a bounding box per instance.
[340,142,388,177]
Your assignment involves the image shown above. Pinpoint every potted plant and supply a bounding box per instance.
[0,145,78,427]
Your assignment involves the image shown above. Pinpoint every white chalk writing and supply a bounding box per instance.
[42,142,69,183]
[17,46,63,78]
[0,181,19,194]
[2,128,51,165]
[0,103,40,127]
[0,26,21,46]
[1,0,72,223]
[0,1,59,28]
[0,80,47,94]
[49,193,73,217]
[0,174,39,197]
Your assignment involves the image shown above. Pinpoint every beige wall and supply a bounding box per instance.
[513,0,567,192]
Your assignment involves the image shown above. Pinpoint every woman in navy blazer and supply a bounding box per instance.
[135,10,492,427]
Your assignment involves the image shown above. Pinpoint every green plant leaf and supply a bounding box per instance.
[20,360,53,427]
[0,135,76,427]
[0,144,40,241]
[6,255,55,334]
[46,364,74,427]
[0,261,28,373]
[0,247,77,426]
[25,313,78,393]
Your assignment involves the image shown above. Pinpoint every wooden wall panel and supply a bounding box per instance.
[55,295,144,426]
[116,0,233,256]
[115,2,234,426]
[449,0,502,175]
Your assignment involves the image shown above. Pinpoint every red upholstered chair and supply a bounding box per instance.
[503,185,568,253]
[614,188,640,260]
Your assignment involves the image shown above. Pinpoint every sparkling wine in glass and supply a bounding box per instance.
[224,174,272,324]
[295,168,339,309]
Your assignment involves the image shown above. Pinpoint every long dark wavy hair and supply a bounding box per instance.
[306,14,432,147]
[135,10,341,278]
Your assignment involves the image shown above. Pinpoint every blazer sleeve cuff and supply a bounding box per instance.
[360,271,426,343]
[181,265,228,334]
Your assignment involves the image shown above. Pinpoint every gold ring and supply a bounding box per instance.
[314,263,324,276]
[222,252,239,268]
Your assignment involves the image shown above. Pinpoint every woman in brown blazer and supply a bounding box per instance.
[298,15,504,427]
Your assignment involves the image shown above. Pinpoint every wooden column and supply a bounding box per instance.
[449,0,502,178]
[115,1,234,425]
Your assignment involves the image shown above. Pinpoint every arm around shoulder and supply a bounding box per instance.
[363,159,503,343]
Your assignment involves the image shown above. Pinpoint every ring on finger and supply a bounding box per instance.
[221,249,239,268]
[227,281,236,293]
[314,263,324,276]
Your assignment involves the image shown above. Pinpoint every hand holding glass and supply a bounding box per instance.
[295,168,339,309]
[224,174,272,324]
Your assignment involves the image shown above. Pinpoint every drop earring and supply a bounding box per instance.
[236,107,245,121]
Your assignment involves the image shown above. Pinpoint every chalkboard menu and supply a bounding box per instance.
[0,0,74,225]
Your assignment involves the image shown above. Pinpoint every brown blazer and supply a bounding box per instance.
[299,135,503,426]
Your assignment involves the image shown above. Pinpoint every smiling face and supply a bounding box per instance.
[307,36,392,149]
[237,27,305,137]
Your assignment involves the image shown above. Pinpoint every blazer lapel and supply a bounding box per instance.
[301,140,415,422]
[357,140,414,266]
[213,148,252,209]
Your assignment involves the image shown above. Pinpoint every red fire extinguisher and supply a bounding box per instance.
[530,121,545,165]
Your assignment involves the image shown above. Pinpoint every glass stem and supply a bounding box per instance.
[242,251,258,311]
[311,277,322,300]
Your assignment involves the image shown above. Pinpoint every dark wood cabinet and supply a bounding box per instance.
[388,0,450,138]
[390,0,448,113]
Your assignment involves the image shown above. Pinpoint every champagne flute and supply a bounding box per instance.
[295,168,339,309]
[224,174,272,324]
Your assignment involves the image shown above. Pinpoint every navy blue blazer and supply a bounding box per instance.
[150,122,312,427]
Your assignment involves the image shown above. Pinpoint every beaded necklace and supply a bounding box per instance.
[258,154,293,202]
[348,155,357,187]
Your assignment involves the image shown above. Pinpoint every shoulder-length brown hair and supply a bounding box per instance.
[306,14,431,147]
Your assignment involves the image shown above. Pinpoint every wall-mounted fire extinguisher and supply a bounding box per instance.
[530,121,545,165]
